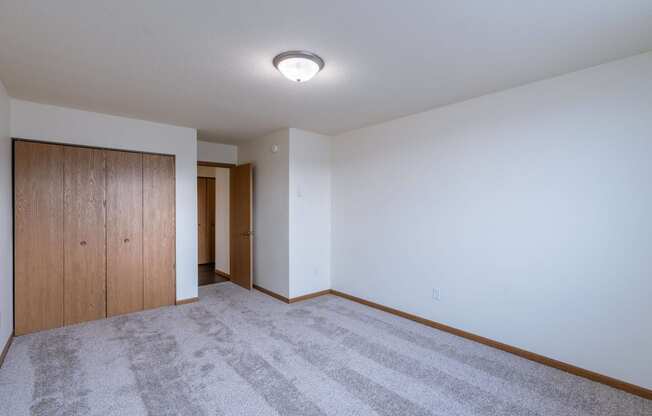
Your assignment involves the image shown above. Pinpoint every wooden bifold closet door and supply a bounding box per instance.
[106,150,144,317]
[64,146,107,326]
[14,141,64,335]
[15,141,176,334]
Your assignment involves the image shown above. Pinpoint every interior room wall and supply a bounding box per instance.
[288,128,331,298]
[0,80,12,350]
[238,129,290,297]
[10,99,199,302]
[197,140,237,164]
[331,51,652,389]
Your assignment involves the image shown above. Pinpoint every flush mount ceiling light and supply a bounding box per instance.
[273,50,325,83]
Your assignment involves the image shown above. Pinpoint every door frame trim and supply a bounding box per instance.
[198,160,236,168]
[251,286,652,400]
[196,161,239,289]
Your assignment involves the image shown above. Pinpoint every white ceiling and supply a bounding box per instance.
[1,1,651,143]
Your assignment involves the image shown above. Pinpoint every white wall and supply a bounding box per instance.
[214,168,230,274]
[331,52,652,389]
[197,140,237,165]
[238,130,290,297]
[10,100,199,302]
[289,129,331,297]
[238,128,332,298]
[0,80,12,349]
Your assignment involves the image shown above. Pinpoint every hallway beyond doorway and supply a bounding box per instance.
[198,263,228,286]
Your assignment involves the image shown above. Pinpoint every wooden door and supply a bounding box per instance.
[14,141,64,335]
[197,177,209,264]
[143,154,176,309]
[64,146,106,325]
[106,150,143,317]
[230,164,253,290]
[207,178,216,263]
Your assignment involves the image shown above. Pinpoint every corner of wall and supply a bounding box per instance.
[0,79,14,350]
[287,128,333,298]
[239,129,290,298]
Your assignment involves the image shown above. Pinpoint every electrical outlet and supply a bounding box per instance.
[432,288,441,301]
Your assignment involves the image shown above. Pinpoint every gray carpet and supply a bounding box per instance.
[0,283,649,416]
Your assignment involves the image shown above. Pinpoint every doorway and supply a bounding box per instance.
[197,161,253,291]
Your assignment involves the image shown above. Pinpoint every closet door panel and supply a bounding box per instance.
[106,150,143,317]
[14,141,64,335]
[143,154,176,309]
[64,146,106,325]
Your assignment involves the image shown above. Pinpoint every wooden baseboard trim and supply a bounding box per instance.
[254,286,332,304]
[253,285,290,303]
[329,290,652,400]
[175,297,199,306]
[248,286,651,399]
[0,333,14,369]
[215,270,231,279]
[289,289,332,303]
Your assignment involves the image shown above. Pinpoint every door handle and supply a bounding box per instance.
[124,238,130,243]
[241,231,254,237]
[80,240,87,246]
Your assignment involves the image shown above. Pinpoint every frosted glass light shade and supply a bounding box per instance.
[273,51,324,83]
